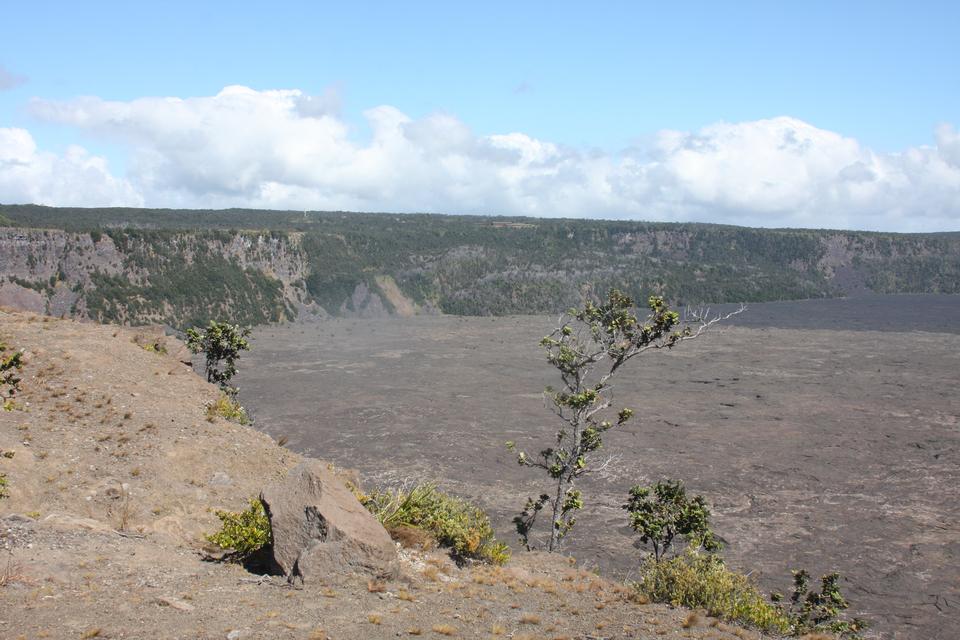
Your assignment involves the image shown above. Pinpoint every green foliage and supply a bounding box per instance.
[206,498,271,560]
[633,548,791,634]
[360,483,510,565]
[206,393,251,425]
[186,321,251,393]
[623,479,721,561]
[0,473,8,500]
[84,245,290,329]
[4,204,960,323]
[772,570,869,639]
[514,290,732,552]
[1,341,24,411]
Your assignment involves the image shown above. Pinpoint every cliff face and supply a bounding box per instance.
[1,213,958,328]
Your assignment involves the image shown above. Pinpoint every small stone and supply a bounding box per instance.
[209,471,232,487]
[156,596,195,612]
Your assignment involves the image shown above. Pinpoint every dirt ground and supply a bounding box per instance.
[235,295,960,640]
[0,308,775,640]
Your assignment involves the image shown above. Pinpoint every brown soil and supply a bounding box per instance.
[0,309,768,640]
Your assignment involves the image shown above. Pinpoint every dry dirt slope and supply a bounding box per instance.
[0,309,775,640]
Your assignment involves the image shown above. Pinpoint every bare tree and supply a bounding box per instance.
[509,290,744,552]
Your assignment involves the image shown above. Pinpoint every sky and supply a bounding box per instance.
[1,1,958,231]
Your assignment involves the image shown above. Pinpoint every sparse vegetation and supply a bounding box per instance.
[1,341,24,411]
[510,290,740,551]
[186,321,251,394]
[772,570,869,639]
[358,483,510,565]
[206,393,251,425]
[633,548,791,634]
[623,479,721,561]
[206,498,272,561]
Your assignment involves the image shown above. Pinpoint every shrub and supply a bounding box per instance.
[206,498,271,560]
[206,393,250,425]
[623,479,722,561]
[0,474,8,500]
[632,548,791,634]
[1,341,24,411]
[185,321,251,394]
[360,483,510,565]
[772,570,868,639]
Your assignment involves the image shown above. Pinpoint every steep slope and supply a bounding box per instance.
[2,204,958,328]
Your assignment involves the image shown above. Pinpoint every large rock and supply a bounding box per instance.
[260,460,396,583]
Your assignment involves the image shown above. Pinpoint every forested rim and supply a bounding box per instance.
[1,204,958,327]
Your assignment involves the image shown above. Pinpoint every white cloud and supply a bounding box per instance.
[2,85,958,231]
[0,127,141,207]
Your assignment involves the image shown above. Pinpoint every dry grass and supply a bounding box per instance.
[106,484,134,531]
[0,553,27,587]
[431,623,457,636]
[407,628,422,636]
[367,613,382,625]
[390,524,438,550]
[367,579,387,593]
[398,588,415,601]
[683,612,702,628]
[490,623,506,635]
[520,613,542,625]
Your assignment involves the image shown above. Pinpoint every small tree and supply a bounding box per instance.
[185,321,251,394]
[1,341,24,411]
[773,570,869,639]
[623,479,721,561]
[510,290,742,552]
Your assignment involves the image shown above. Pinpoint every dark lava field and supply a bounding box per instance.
[235,295,960,640]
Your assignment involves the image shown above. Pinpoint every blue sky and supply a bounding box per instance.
[1,1,958,230]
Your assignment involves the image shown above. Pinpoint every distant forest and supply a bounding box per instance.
[1,204,958,328]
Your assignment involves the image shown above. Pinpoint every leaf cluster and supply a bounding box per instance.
[186,321,251,392]
[1,341,24,411]
[623,479,721,561]
[772,570,869,639]
[205,498,272,561]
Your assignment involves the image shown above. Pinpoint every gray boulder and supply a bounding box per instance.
[260,460,396,583]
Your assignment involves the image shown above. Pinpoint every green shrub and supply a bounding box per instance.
[360,483,510,565]
[623,479,722,561]
[773,570,868,639]
[632,548,791,634]
[0,473,8,500]
[1,341,24,412]
[206,394,250,425]
[206,498,271,560]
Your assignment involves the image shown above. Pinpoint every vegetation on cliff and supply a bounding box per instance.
[1,204,958,328]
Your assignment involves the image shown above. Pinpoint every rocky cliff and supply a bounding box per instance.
[1,205,958,328]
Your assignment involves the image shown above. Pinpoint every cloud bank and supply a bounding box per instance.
[2,85,958,231]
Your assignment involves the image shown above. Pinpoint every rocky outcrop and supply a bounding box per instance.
[260,460,397,584]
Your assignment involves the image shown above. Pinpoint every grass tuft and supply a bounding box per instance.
[632,549,790,634]
[359,483,510,564]
[206,393,250,425]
